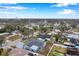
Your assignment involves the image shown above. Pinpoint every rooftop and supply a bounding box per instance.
[39,34,51,39]
[24,39,45,52]
[27,39,45,49]
[30,45,39,52]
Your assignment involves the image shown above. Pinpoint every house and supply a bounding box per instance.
[9,48,29,56]
[50,31,58,35]
[64,33,79,44]
[63,33,79,49]
[54,29,61,33]
[75,45,79,48]
[54,22,60,28]
[24,39,46,52]
[64,42,75,47]
[11,30,22,36]
[14,42,24,49]
[0,25,5,29]
[66,34,79,39]
[30,45,39,52]
[50,29,61,35]
[38,34,51,41]
[75,39,79,48]
[37,38,45,42]
[67,47,79,56]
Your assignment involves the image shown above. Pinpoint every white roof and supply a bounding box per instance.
[15,42,24,49]
[55,29,60,32]
[67,34,79,39]
[30,45,39,52]
[48,32,52,35]
[64,42,73,45]
[73,32,79,35]
[54,44,67,48]
[51,31,58,34]
[38,38,45,42]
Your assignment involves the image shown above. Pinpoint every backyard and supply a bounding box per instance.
[49,45,67,56]
[38,41,53,56]
[7,35,20,41]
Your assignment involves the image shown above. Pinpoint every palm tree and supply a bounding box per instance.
[0,48,3,55]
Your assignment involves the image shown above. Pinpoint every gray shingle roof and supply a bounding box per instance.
[27,39,44,49]
[39,35,51,39]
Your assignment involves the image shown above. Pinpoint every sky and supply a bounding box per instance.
[0,3,79,19]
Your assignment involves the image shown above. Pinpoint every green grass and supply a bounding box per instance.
[8,35,20,41]
[52,51,64,56]
[22,39,28,45]
[49,50,64,56]
[49,46,66,56]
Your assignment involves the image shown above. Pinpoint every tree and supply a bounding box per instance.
[0,48,3,55]
[53,34,60,43]
[0,48,11,56]
[0,37,5,46]
[53,33,63,43]
[20,27,30,38]
[4,24,15,33]
[32,26,38,32]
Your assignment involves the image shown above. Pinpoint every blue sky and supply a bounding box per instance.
[0,3,79,18]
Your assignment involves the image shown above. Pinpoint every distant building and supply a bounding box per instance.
[0,25,5,29]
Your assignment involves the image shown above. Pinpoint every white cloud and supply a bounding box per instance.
[0,11,16,14]
[0,6,29,10]
[58,9,76,15]
[7,6,28,10]
[51,3,77,7]
[0,5,36,11]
